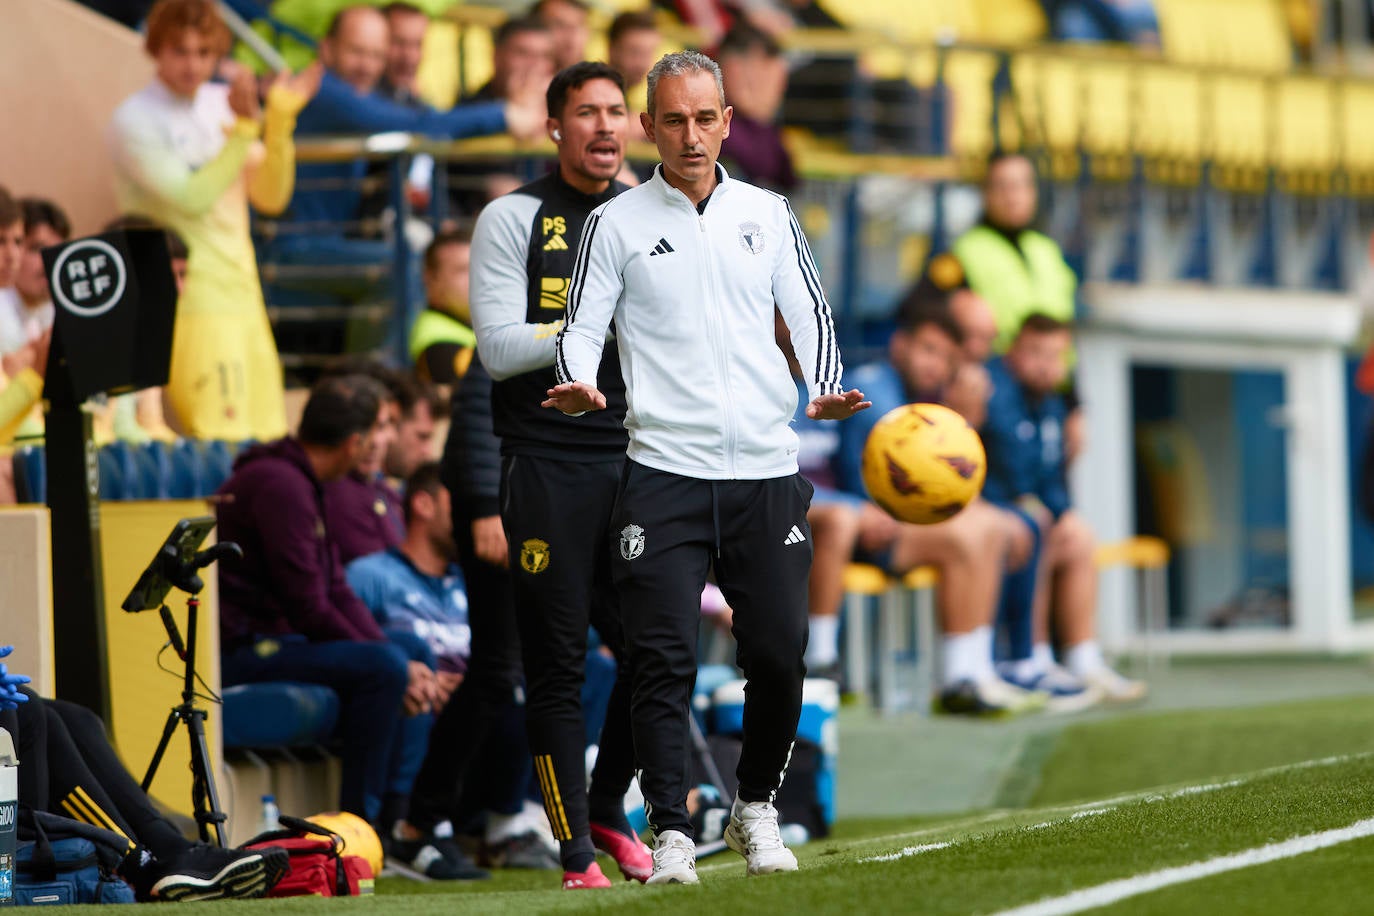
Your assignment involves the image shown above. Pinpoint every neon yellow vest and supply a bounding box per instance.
[953,225,1077,353]
[409,308,476,362]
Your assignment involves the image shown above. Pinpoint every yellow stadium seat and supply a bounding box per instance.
[843,562,892,596]
[969,0,1047,46]
[1274,76,1335,194]
[415,19,460,111]
[1094,536,1171,671]
[1157,0,1291,73]
[1135,65,1203,184]
[1207,74,1270,190]
[941,49,1001,165]
[1079,57,1133,180]
[1341,81,1374,194]
[457,21,495,100]
[1028,52,1082,180]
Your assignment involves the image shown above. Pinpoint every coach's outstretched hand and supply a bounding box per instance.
[542,381,607,415]
[807,389,871,420]
[0,645,32,710]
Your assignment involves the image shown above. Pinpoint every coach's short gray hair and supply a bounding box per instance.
[645,50,725,121]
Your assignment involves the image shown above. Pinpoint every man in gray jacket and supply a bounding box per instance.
[547,51,868,884]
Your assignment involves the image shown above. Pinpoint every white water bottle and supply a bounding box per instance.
[1,727,16,907]
[259,795,280,835]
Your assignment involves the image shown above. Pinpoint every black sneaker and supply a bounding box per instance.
[483,831,560,870]
[389,831,490,881]
[151,844,289,902]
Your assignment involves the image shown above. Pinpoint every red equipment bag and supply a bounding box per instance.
[241,815,374,897]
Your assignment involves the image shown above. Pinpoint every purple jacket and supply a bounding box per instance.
[216,439,385,647]
[324,472,404,566]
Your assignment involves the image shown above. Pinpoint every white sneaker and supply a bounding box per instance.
[646,830,698,885]
[1078,665,1148,703]
[724,801,798,876]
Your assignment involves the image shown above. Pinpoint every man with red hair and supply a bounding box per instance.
[108,0,320,441]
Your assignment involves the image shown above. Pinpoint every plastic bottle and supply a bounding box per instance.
[259,794,280,836]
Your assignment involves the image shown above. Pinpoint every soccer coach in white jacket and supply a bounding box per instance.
[546,50,869,884]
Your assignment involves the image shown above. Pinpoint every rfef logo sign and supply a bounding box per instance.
[51,239,127,318]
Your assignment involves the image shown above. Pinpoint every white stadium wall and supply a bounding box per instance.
[0,0,151,235]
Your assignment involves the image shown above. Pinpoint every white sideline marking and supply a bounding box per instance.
[857,751,1372,851]
[859,842,951,863]
[990,817,1374,916]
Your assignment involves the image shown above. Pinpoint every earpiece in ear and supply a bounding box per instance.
[552,129,562,142]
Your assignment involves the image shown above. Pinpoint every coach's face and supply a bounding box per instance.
[645,70,731,192]
[554,77,628,191]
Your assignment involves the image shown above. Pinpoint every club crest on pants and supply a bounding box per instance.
[520,538,550,574]
[620,524,645,560]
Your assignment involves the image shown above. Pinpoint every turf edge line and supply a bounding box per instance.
[988,816,1374,916]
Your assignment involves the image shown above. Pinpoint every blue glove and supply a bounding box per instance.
[0,645,32,710]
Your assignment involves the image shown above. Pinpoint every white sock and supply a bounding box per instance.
[943,628,992,684]
[1065,640,1106,677]
[1032,643,1056,672]
[485,812,523,844]
[1002,656,1041,682]
[806,615,840,667]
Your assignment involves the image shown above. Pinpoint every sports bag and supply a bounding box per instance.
[241,815,373,897]
[13,808,135,905]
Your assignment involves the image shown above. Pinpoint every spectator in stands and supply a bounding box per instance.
[534,0,591,72]
[607,11,660,142]
[216,373,434,825]
[981,314,1146,703]
[1049,0,1159,45]
[0,674,289,901]
[378,1,429,105]
[0,188,28,355]
[837,292,1046,716]
[953,152,1077,354]
[411,229,477,385]
[717,23,796,192]
[13,198,70,345]
[276,6,541,330]
[954,152,1084,462]
[0,329,49,456]
[108,0,321,442]
[447,16,557,215]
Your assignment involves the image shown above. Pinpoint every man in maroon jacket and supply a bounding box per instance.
[217,374,431,825]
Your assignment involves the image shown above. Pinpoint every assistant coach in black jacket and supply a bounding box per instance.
[467,61,649,890]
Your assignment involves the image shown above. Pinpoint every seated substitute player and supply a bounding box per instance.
[836,289,1047,716]
[216,374,435,826]
[0,647,289,901]
[981,314,1147,702]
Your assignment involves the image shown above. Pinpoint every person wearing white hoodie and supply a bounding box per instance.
[548,51,868,886]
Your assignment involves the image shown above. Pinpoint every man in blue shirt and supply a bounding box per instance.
[981,314,1145,703]
[834,290,1045,716]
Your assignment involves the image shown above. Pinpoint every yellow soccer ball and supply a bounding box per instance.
[307,811,383,877]
[860,403,986,525]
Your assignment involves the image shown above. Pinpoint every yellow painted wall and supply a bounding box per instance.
[98,501,222,820]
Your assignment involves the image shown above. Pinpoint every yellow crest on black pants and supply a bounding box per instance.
[520,538,551,574]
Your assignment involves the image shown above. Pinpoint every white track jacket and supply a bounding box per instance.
[555,165,844,480]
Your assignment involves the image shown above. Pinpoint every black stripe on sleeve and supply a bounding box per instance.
[785,202,841,393]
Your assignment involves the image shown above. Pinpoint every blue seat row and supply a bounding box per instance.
[11,439,250,504]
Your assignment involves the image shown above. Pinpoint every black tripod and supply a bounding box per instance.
[138,541,242,847]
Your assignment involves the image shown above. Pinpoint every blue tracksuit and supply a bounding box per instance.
[834,361,941,499]
[979,357,1069,661]
[980,358,1072,518]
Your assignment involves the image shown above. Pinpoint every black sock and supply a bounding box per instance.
[560,835,596,873]
[587,796,635,840]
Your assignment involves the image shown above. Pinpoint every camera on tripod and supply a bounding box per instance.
[122,517,242,846]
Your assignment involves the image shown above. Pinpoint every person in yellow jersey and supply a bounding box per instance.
[108,0,321,441]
